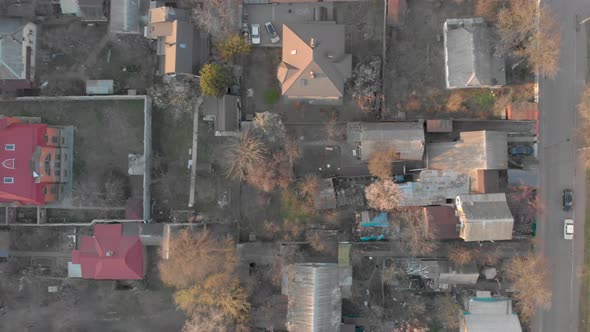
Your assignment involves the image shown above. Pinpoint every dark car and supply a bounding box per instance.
[509,145,534,155]
[264,21,280,43]
[563,189,574,211]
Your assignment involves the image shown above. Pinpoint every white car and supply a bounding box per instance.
[251,24,261,45]
[564,219,574,240]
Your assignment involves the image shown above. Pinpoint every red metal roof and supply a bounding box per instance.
[423,206,461,240]
[72,224,144,280]
[0,118,48,205]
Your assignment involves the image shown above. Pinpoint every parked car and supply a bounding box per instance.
[563,189,574,211]
[241,23,250,45]
[564,219,574,240]
[509,145,534,155]
[265,21,280,43]
[251,24,260,45]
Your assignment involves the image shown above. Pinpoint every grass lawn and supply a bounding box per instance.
[580,168,590,332]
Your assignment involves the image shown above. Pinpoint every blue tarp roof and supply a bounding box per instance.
[360,212,389,227]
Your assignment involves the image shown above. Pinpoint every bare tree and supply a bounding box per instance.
[252,112,286,144]
[187,0,236,41]
[182,307,230,332]
[159,230,236,289]
[578,84,590,148]
[496,0,561,78]
[365,179,404,211]
[474,0,503,22]
[437,295,461,329]
[175,273,250,322]
[298,174,320,202]
[368,149,399,179]
[224,130,268,181]
[148,79,200,118]
[504,253,552,321]
[398,208,438,256]
[446,91,466,112]
[448,247,476,265]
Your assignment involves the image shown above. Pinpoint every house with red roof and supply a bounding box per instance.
[70,224,145,280]
[0,117,72,205]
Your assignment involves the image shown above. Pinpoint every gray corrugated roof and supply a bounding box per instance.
[444,18,506,89]
[110,0,141,33]
[464,297,522,332]
[457,193,514,241]
[278,23,352,100]
[0,19,29,80]
[398,170,470,207]
[288,263,341,332]
[427,131,507,171]
[349,122,425,161]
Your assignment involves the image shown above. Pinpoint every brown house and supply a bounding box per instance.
[277,23,352,104]
[422,206,461,240]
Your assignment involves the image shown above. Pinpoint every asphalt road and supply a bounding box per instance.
[536,0,588,330]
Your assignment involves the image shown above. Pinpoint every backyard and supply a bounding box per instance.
[0,99,146,209]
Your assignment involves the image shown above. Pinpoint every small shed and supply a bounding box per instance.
[86,80,114,95]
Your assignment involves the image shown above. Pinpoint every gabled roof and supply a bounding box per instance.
[444,18,506,89]
[71,224,144,280]
[0,19,32,80]
[463,296,522,331]
[278,23,352,100]
[0,118,48,205]
[288,263,341,332]
[397,170,470,207]
[150,19,194,74]
[456,193,514,241]
[427,131,508,172]
[348,122,425,161]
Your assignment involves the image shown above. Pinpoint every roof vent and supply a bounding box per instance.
[310,38,315,48]
[309,71,315,79]
[291,49,297,55]
[106,251,114,257]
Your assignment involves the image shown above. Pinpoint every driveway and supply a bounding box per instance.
[535,0,588,330]
[244,2,334,47]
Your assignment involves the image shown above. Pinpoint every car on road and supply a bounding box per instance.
[564,219,574,240]
[251,24,260,45]
[563,189,574,211]
[265,21,280,43]
[509,145,534,155]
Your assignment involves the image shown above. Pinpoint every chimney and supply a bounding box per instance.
[309,71,315,79]
[310,38,315,48]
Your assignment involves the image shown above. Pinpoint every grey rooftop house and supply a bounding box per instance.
[456,193,514,242]
[461,291,522,331]
[288,263,342,332]
[347,121,425,161]
[397,170,470,207]
[444,18,506,89]
[427,131,508,172]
